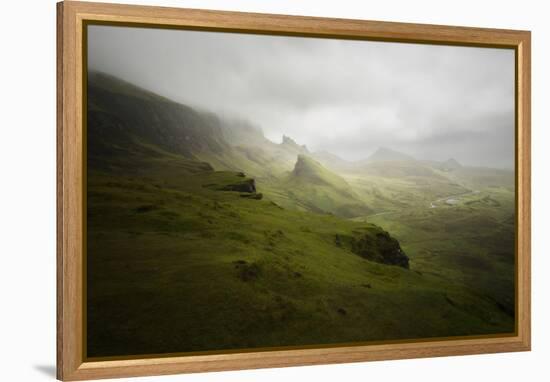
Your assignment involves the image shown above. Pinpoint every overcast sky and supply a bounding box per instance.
[88,25,515,168]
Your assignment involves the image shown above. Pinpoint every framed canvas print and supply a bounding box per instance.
[57,1,531,380]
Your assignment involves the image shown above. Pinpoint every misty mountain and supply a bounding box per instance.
[312,147,466,180]
[85,25,517,355]
[311,150,356,173]
[88,71,230,161]
[423,158,463,172]
[87,72,373,217]
[282,155,372,218]
[221,118,270,148]
[443,158,462,170]
[291,155,353,192]
[87,71,512,219]
[88,71,288,178]
[365,147,416,163]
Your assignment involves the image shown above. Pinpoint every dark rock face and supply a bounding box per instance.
[352,231,409,269]
[220,178,256,193]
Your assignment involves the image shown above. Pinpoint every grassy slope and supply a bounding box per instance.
[200,138,373,218]
[89,72,372,219]
[345,160,516,322]
[271,155,373,217]
[343,162,515,323]
[344,167,468,213]
[87,149,513,357]
[86,72,515,357]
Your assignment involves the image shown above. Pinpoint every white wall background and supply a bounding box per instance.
[0,0,547,381]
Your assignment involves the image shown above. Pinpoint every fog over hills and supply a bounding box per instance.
[85,21,517,358]
[88,25,515,169]
[86,69,516,357]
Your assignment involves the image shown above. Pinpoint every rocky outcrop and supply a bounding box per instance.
[219,178,256,193]
[351,231,409,269]
[282,135,309,153]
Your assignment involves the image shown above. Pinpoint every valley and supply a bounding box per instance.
[86,72,516,358]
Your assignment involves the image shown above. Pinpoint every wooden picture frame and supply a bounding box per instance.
[57,1,531,380]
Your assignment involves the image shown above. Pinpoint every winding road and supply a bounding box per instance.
[363,189,481,220]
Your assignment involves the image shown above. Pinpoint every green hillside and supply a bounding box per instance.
[291,154,349,188]
[363,187,516,319]
[87,148,513,357]
[88,71,374,219]
[267,155,373,218]
[86,72,515,358]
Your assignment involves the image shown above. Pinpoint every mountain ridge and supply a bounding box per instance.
[87,71,374,218]
[282,154,372,218]
[365,147,416,163]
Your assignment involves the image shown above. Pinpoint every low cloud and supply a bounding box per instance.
[89,25,515,168]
